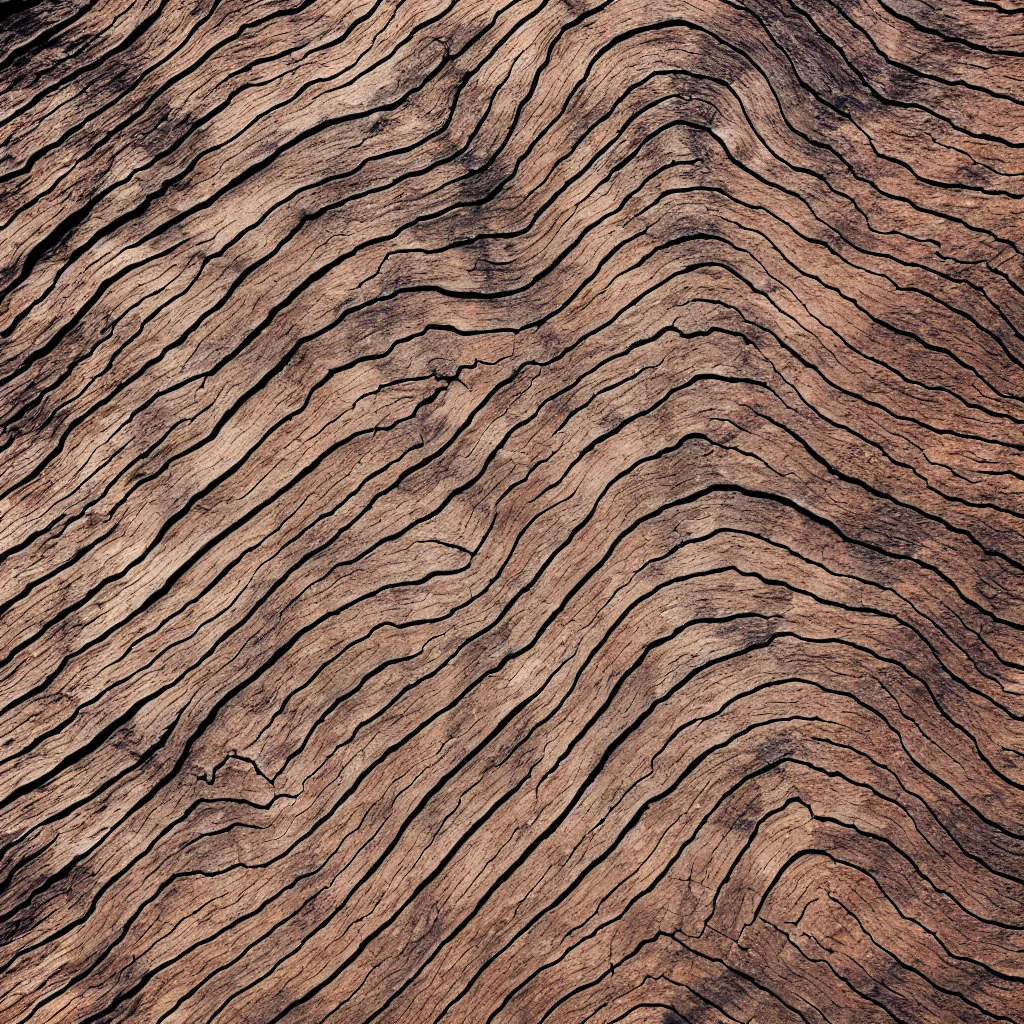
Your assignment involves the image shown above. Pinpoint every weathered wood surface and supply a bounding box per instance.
[1,0,1024,1021]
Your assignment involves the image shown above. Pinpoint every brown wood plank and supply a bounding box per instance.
[1,0,1023,1021]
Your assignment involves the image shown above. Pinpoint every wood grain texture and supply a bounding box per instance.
[1,0,1023,1021]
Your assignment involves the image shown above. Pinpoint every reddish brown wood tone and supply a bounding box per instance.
[1,0,1023,1021]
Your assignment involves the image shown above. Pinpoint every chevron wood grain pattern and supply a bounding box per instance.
[1,0,1024,1021]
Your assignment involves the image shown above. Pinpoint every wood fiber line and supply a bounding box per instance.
[1,0,1023,1020]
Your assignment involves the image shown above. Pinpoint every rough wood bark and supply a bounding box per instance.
[1,0,1023,1021]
